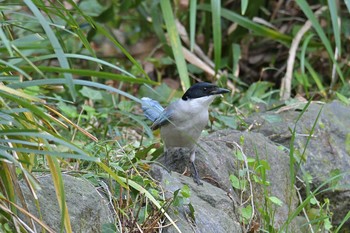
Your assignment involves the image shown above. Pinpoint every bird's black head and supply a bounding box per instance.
[182,82,230,100]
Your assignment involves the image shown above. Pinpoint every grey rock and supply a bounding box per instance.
[20,174,111,232]
[247,100,350,228]
[151,165,242,233]
[155,130,298,230]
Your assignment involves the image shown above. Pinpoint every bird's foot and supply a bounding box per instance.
[193,174,203,185]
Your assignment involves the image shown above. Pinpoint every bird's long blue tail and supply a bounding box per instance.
[141,97,164,122]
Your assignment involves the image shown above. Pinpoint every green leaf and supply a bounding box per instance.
[324,218,333,231]
[214,114,237,129]
[149,188,160,199]
[233,150,244,161]
[79,0,107,17]
[241,205,252,221]
[268,196,283,206]
[102,223,117,233]
[310,197,318,205]
[180,185,191,198]
[117,100,133,112]
[229,174,240,190]
[261,114,283,124]
[189,203,196,221]
[79,86,103,100]
[330,169,342,189]
[255,159,270,171]
[58,102,79,118]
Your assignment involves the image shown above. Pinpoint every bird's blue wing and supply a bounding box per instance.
[141,97,164,122]
[141,97,172,130]
[151,108,172,130]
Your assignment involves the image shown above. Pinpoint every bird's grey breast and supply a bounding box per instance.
[160,99,209,149]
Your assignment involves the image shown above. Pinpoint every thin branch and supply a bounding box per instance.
[280,6,327,100]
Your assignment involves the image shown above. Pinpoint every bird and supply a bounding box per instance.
[141,82,230,185]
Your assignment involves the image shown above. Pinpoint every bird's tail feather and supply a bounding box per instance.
[141,97,164,122]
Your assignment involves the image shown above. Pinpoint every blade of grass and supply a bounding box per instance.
[46,157,72,233]
[1,66,157,85]
[119,175,182,233]
[241,0,249,15]
[189,0,197,51]
[150,4,168,46]
[44,105,98,142]
[0,145,98,162]
[0,26,13,57]
[287,100,312,188]
[11,45,45,78]
[0,197,55,233]
[303,58,326,97]
[0,130,98,160]
[44,0,97,57]
[300,34,315,74]
[198,4,293,45]
[0,59,32,80]
[295,0,344,84]
[117,110,154,139]
[335,210,350,233]
[64,0,95,26]
[0,91,57,123]
[327,0,341,56]
[8,79,142,103]
[31,53,137,78]
[211,0,221,73]
[345,0,350,12]
[0,85,43,103]
[23,0,76,100]
[281,173,346,231]
[160,0,190,91]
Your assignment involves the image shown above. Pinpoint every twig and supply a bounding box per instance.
[295,184,315,233]
[176,20,216,69]
[280,6,327,100]
[329,46,339,93]
[235,141,255,233]
[270,0,284,21]
[219,139,255,233]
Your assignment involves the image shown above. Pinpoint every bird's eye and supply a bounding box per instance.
[203,87,207,91]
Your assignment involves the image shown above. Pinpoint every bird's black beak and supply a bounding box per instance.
[211,87,230,95]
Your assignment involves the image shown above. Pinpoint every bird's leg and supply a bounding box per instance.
[163,145,168,166]
[190,149,203,185]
